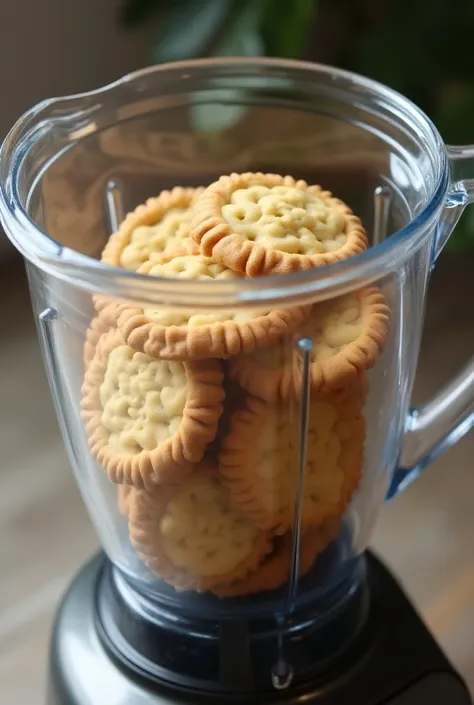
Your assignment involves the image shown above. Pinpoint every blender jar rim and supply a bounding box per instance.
[0,57,450,308]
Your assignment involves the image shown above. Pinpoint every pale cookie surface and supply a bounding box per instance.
[84,303,118,366]
[221,185,346,255]
[192,173,368,276]
[129,469,273,591]
[81,328,224,489]
[116,253,309,360]
[101,347,187,452]
[100,186,202,272]
[140,254,263,328]
[120,207,198,270]
[227,286,389,400]
[219,390,364,534]
[212,519,340,598]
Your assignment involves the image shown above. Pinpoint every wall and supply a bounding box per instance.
[0,0,152,258]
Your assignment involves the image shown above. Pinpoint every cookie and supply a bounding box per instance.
[81,328,225,489]
[101,186,203,271]
[93,187,203,316]
[118,485,133,517]
[191,172,368,276]
[84,303,119,366]
[115,252,310,360]
[227,286,389,401]
[211,518,340,598]
[219,388,365,535]
[128,467,273,592]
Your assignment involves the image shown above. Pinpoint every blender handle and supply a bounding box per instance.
[390,145,474,498]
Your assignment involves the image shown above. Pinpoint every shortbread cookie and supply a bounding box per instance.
[204,376,249,461]
[118,485,133,517]
[219,388,364,535]
[84,303,119,365]
[101,186,203,271]
[227,286,389,401]
[212,518,340,598]
[92,293,116,317]
[81,328,224,489]
[93,187,203,316]
[128,467,273,592]
[191,173,368,276]
[115,252,310,360]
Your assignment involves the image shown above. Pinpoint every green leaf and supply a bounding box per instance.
[446,208,474,253]
[354,30,422,91]
[190,1,266,134]
[262,0,317,58]
[190,100,247,135]
[151,0,234,64]
[119,0,162,28]
[434,89,474,145]
[212,1,265,57]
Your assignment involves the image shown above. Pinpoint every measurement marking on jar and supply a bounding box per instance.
[105,180,125,234]
[373,185,393,245]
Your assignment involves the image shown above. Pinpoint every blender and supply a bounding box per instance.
[1,58,474,704]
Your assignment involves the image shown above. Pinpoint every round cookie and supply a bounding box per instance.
[84,303,119,366]
[115,252,310,360]
[211,518,341,598]
[191,172,368,276]
[219,388,365,535]
[101,186,203,271]
[94,187,203,316]
[81,328,225,489]
[128,467,273,592]
[227,286,389,401]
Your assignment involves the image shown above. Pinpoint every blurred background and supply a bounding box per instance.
[1,0,474,259]
[0,0,474,702]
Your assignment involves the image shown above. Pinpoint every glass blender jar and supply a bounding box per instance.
[1,58,474,704]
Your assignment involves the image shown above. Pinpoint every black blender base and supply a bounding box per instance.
[48,552,471,705]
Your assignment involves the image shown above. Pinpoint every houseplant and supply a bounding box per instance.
[120,0,474,250]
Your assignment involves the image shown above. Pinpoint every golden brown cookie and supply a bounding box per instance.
[128,467,273,592]
[219,388,365,535]
[84,303,119,366]
[114,252,310,360]
[211,518,340,598]
[81,328,225,489]
[93,187,203,316]
[191,173,368,276]
[227,286,389,401]
[101,186,203,271]
[118,485,133,517]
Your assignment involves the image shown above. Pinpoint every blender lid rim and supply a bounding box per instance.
[0,57,451,305]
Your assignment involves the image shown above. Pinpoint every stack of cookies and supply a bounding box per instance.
[81,173,390,597]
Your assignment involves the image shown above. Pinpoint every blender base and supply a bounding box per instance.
[47,552,471,705]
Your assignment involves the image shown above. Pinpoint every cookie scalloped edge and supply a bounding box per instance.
[100,186,203,269]
[113,252,311,361]
[128,466,273,592]
[211,518,341,598]
[93,186,204,315]
[227,285,390,401]
[80,328,225,489]
[218,386,365,534]
[191,172,368,276]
